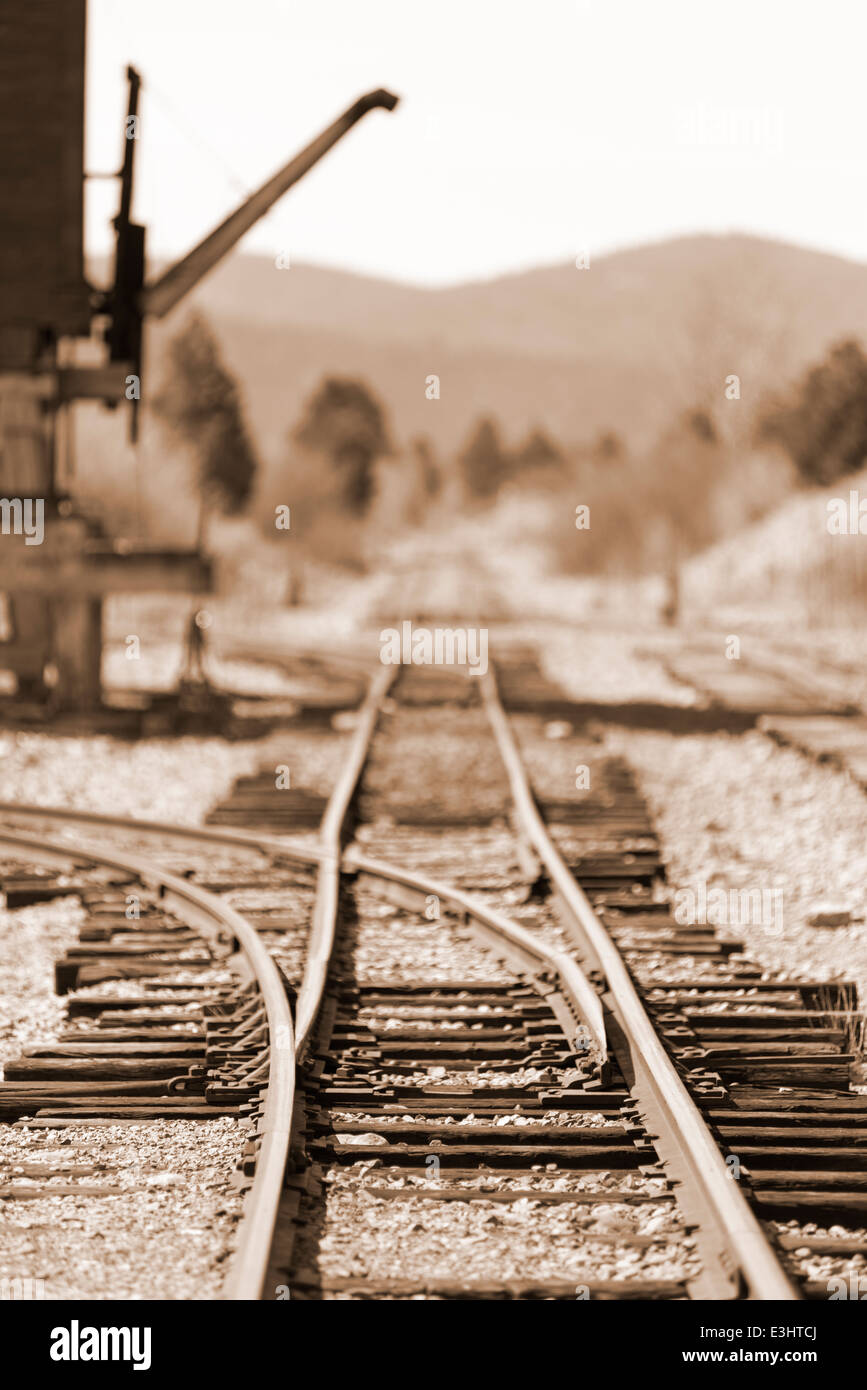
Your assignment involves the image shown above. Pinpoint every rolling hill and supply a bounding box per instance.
[76,233,867,544]
[169,232,867,461]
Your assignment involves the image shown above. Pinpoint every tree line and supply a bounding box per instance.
[153,311,867,562]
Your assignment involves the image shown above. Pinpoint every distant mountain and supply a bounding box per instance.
[149,233,867,463]
[78,234,867,546]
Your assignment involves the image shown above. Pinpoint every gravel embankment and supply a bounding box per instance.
[772,1219,867,1286]
[0,897,83,1069]
[292,712,702,1296]
[534,628,699,706]
[292,1187,695,1290]
[0,1118,247,1300]
[0,710,344,1301]
[507,708,867,997]
[0,882,249,1300]
[348,884,514,987]
[359,706,511,824]
[600,726,867,1007]
[0,726,349,825]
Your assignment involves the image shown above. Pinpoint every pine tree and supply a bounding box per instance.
[459,418,505,501]
[758,339,867,486]
[511,427,564,476]
[153,313,257,537]
[293,377,391,515]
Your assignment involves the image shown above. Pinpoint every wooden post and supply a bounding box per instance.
[50,595,104,707]
[0,375,56,697]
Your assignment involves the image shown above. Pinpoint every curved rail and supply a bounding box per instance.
[222,664,394,1297]
[293,666,394,1053]
[479,670,798,1301]
[0,822,296,1301]
[0,654,792,1298]
[0,669,395,1302]
[343,846,607,1060]
[0,762,611,1299]
[0,801,324,866]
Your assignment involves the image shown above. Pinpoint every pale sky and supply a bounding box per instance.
[85,0,867,287]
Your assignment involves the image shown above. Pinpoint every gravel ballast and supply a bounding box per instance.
[0,726,349,825]
[291,1186,697,1291]
[0,897,83,1070]
[600,725,867,1009]
[0,1119,247,1300]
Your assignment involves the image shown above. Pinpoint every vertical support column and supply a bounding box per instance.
[48,513,105,708]
[0,374,56,697]
[50,594,103,707]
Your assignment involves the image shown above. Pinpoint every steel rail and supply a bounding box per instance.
[0,764,610,1298]
[5,659,771,1297]
[293,665,395,1054]
[479,669,799,1302]
[343,847,607,1060]
[0,668,395,1301]
[0,823,296,1302]
[223,664,395,1296]
[0,801,324,866]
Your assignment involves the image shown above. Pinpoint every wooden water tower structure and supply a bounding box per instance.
[0,0,397,707]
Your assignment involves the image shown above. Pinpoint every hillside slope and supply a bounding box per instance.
[167,232,867,457]
[76,233,867,544]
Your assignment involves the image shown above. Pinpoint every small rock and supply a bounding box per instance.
[544,721,572,740]
[807,907,853,928]
[335,1132,389,1146]
[331,711,361,732]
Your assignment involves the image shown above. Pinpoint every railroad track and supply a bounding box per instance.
[0,817,304,1299]
[265,660,798,1300]
[0,619,864,1300]
[483,665,867,1299]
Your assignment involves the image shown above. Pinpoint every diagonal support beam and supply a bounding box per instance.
[141,89,399,320]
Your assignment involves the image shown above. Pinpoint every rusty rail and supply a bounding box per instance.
[479,669,798,1301]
